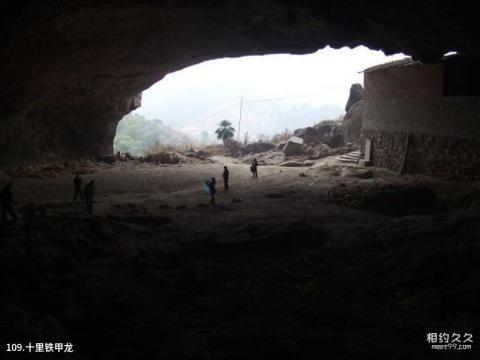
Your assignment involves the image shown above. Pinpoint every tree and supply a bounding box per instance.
[215,120,235,141]
[114,112,193,155]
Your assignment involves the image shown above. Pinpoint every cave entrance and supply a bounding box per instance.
[113,46,405,156]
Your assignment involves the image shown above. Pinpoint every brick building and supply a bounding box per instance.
[362,55,480,179]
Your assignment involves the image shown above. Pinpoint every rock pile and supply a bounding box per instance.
[144,152,184,164]
[242,142,276,155]
[294,121,345,148]
[227,83,365,165]
[183,149,209,160]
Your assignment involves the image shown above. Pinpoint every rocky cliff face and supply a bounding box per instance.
[1,1,478,164]
[343,84,364,143]
[345,84,364,112]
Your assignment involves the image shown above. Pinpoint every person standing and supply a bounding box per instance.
[250,158,258,178]
[223,166,230,191]
[205,177,216,205]
[84,180,95,213]
[1,182,18,222]
[72,173,84,203]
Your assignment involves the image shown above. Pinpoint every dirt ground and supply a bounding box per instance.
[1,155,480,359]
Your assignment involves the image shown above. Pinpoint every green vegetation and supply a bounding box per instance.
[215,120,235,141]
[114,113,193,155]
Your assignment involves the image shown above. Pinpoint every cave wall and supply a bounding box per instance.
[1,95,140,163]
[1,0,479,165]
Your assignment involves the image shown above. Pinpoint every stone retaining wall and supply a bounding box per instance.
[362,129,480,179]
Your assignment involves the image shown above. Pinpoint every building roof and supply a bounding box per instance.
[363,53,460,73]
[363,58,420,73]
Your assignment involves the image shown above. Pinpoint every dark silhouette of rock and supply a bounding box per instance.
[343,100,364,143]
[241,142,275,155]
[294,122,344,148]
[345,83,364,112]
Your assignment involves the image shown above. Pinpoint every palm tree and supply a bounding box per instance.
[215,120,235,141]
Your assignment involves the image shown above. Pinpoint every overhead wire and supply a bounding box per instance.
[178,101,240,130]
[176,87,344,129]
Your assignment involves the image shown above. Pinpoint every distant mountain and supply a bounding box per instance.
[180,101,343,141]
[114,113,193,155]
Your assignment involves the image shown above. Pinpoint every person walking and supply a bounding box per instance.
[205,177,216,205]
[1,182,18,222]
[84,180,95,213]
[223,166,230,191]
[72,173,84,203]
[250,158,258,178]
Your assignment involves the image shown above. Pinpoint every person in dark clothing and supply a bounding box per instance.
[223,166,230,190]
[73,173,84,203]
[84,180,95,213]
[250,158,258,178]
[205,177,216,205]
[1,182,18,222]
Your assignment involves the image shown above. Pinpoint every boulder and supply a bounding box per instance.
[276,142,287,151]
[343,100,363,143]
[294,121,345,148]
[345,83,364,112]
[242,142,275,155]
[313,122,345,148]
[293,127,318,144]
[282,136,306,156]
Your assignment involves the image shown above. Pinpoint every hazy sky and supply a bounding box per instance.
[135,46,406,140]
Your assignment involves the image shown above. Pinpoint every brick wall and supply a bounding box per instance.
[364,63,444,99]
[363,97,480,139]
[362,62,480,179]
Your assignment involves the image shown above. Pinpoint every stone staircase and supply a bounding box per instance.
[339,150,361,164]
